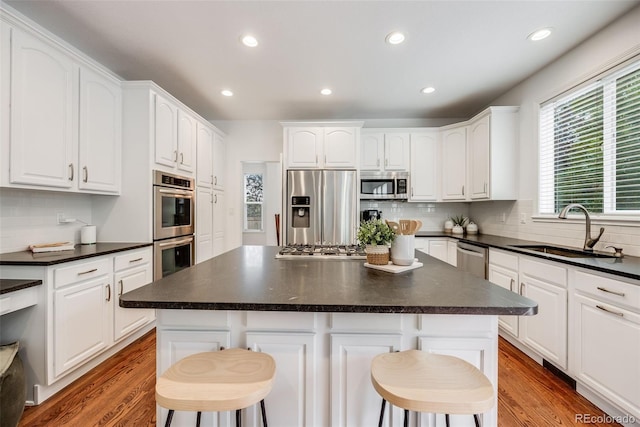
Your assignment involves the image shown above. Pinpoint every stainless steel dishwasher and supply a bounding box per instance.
[456,241,488,279]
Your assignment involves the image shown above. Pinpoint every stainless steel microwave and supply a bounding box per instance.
[359,171,409,200]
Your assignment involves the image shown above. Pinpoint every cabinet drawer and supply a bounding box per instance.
[54,258,110,288]
[114,248,151,272]
[574,270,640,312]
[489,249,518,271]
[520,257,567,288]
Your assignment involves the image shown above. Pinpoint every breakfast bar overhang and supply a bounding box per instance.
[121,246,537,427]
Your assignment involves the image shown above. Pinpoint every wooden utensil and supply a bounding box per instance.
[412,220,422,234]
[386,220,400,234]
[399,220,411,235]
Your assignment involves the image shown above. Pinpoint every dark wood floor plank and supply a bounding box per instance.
[19,330,620,426]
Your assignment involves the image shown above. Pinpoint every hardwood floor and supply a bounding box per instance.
[18,331,620,426]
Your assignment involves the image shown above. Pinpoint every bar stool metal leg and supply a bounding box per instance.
[403,409,409,427]
[164,409,174,427]
[474,413,481,427]
[236,408,242,427]
[377,398,387,427]
[196,411,201,427]
[445,413,450,427]
[260,399,268,427]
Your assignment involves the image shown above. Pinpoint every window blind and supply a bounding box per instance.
[539,59,640,215]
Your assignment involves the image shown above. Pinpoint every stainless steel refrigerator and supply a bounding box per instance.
[286,170,357,245]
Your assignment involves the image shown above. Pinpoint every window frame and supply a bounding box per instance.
[243,173,264,232]
[536,57,640,224]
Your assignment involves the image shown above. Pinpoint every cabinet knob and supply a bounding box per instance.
[68,163,74,181]
[462,185,465,196]
[83,166,88,183]
[180,153,184,164]
[106,284,111,302]
[520,282,525,295]
[119,280,124,296]
[509,278,515,292]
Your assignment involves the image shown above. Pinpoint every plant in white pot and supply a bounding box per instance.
[357,219,395,265]
[450,215,467,235]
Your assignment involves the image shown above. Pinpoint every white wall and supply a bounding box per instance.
[210,120,284,250]
[470,6,640,256]
[0,188,93,253]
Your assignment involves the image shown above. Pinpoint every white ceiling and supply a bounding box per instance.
[4,0,639,121]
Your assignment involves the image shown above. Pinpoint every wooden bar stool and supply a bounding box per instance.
[156,348,276,427]
[371,350,494,427]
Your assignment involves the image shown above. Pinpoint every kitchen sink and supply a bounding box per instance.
[510,245,617,259]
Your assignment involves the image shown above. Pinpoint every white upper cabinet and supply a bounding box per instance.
[8,27,77,190]
[409,131,438,201]
[177,109,196,173]
[212,131,226,190]
[196,121,213,188]
[360,131,409,172]
[284,123,361,169]
[78,66,122,193]
[153,92,198,175]
[5,25,121,194]
[441,125,467,200]
[468,107,518,200]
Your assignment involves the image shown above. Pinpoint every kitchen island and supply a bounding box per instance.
[121,246,537,427]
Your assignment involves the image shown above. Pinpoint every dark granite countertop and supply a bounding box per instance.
[415,232,640,281]
[0,279,42,295]
[0,242,152,266]
[120,246,538,315]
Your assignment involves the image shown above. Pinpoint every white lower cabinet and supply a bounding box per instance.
[415,238,456,266]
[157,329,231,427]
[330,334,402,427]
[212,189,226,257]
[519,257,567,369]
[488,249,519,336]
[246,332,317,427]
[53,270,111,379]
[571,270,640,420]
[113,249,154,341]
[418,336,496,427]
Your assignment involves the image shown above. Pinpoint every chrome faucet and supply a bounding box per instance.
[558,203,605,251]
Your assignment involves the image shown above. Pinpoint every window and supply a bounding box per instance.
[244,173,264,231]
[539,59,640,216]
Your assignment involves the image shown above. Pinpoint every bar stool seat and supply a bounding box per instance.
[156,348,276,427]
[371,350,494,426]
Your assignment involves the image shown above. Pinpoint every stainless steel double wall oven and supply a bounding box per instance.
[152,170,195,280]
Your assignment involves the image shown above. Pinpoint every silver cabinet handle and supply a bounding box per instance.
[68,163,74,181]
[214,194,218,203]
[118,280,123,296]
[324,154,327,164]
[462,185,465,196]
[210,193,213,203]
[83,166,88,183]
[596,286,625,297]
[211,175,214,185]
[180,152,184,164]
[484,182,487,193]
[174,151,178,162]
[129,257,143,263]
[214,176,217,185]
[106,284,111,302]
[78,268,98,276]
[411,187,414,197]
[596,305,624,317]
[520,282,525,295]
[509,278,515,292]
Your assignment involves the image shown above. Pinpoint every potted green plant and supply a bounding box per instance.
[357,219,396,265]
[450,214,467,235]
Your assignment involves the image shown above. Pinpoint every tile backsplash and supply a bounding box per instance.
[360,200,470,232]
[0,188,93,254]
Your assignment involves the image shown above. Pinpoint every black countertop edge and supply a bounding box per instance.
[0,242,153,266]
[119,300,538,316]
[0,279,43,295]
[415,232,640,281]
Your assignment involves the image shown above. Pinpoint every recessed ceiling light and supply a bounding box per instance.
[528,28,552,41]
[221,90,233,97]
[385,31,406,45]
[421,87,436,94]
[241,35,258,47]
[320,88,332,96]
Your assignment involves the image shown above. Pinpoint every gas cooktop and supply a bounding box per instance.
[276,244,366,259]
